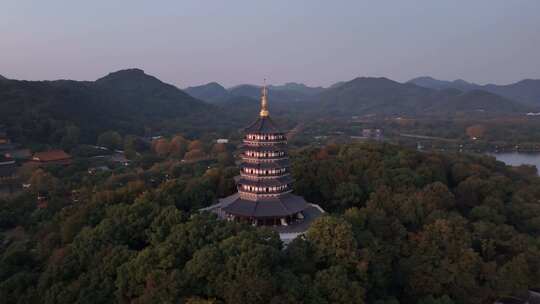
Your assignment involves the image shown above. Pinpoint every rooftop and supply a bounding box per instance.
[217,192,309,218]
[244,116,282,134]
[33,150,71,162]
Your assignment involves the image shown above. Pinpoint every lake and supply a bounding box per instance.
[488,152,540,174]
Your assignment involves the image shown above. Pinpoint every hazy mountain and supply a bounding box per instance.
[329,81,346,89]
[409,76,540,106]
[268,82,324,96]
[184,82,231,103]
[408,76,478,91]
[483,79,540,106]
[0,69,215,143]
[187,82,323,104]
[313,77,529,117]
[0,74,6,80]
[426,90,528,114]
[313,77,436,116]
[228,84,311,103]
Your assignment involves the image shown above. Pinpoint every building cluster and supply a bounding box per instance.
[0,127,73,198]
[361,128,383,140]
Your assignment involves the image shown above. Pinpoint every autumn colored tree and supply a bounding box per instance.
[466,124,486,139]
[170,135,188,158]
[153,138,171,157]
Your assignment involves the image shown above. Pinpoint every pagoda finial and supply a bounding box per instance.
[260,80,269,117]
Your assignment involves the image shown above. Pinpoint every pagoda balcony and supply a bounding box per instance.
[240,172,290,179]
[241,156,288,162]
[243,151,287,158]
[241,159,290,169]
[242,143,288,151]
[243,139,287,145]
[245,133,286,141]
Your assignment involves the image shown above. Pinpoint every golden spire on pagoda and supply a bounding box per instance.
[260,81,269,117]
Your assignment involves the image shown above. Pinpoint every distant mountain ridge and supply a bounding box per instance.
[1,70,534,146]
[185,82,324,104]
[185,82,231,103]
[408,76,540,106]
[408,77,478,91]
[268,82,324,96]
[311,77,529,117]
[186,76,532,117]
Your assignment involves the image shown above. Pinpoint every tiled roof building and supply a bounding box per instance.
[31,150,72,165]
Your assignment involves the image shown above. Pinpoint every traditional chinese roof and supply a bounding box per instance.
[241,159,290,170]
[220,192,309,218]
[244,116,282,134]
[32,150,71,162]
[238,175,293,187]
[242,144,287,152]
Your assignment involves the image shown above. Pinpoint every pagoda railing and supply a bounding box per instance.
[243,139,287,145]
[241,155,288,162]
[240,172,290,179]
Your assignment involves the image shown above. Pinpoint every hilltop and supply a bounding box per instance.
[311,77,529,117]
[0,69,216,144]
[409,76,540,107]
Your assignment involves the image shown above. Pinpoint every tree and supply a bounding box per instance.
[306,216,359,267]
[29,169,59,192]
[124,135,139,159]
[466,124,486,139]
[314,266,366,304]
[217,151,234,167]
[188,140,203,152]
[401,219,488,304]
[97,131,122,150]
[332,182,365,211]
[61,125,80,150]
[211,143,227,155]
[170,135,188,158]
[184,149,205,161]
[153,138,171,157]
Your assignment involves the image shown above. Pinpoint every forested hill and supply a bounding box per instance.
[409,76,540,107]
[1,142,539,303]
[185,82,322,104]
[187,76,531,118]
[311,77,530,117]
[184,82,231,103]
[0,69,217,144]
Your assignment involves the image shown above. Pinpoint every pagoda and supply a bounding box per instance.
[205,86,323,231]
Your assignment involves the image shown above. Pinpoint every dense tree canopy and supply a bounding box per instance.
[1,142,539,303]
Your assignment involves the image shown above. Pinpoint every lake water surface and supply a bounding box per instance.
[488,152,540,174]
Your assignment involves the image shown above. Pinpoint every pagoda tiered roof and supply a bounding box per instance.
[244,116,282,134]
[238,175,293,187]
[220,192,309,218]
[241,159,290,169]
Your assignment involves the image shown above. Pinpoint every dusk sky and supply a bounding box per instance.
[1,0,539,88]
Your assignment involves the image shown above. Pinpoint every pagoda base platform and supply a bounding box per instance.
[201,196,325,243]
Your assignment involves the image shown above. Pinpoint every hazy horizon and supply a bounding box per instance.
[1,0,539,87]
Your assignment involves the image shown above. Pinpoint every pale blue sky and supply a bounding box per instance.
[1,0,539,87]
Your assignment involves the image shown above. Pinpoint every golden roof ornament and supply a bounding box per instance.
[260,83,269,117]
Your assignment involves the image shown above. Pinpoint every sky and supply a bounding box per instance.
[1,1,539,88]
